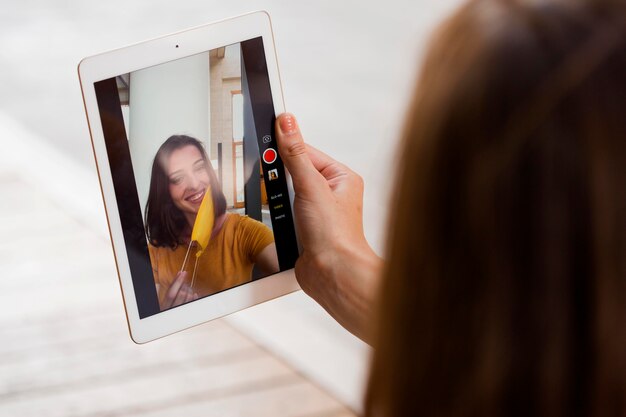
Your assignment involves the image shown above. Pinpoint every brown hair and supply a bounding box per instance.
[366,0,626,416]
[145,135,226,249]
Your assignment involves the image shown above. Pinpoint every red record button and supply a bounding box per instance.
[263,148,277,164]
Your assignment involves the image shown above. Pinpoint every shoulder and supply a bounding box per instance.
[230,213,270,232]
[225,213,273,243]
[225,214,274,257]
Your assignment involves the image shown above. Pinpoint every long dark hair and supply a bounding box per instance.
[366,0,626,416]
[145,135,226,249]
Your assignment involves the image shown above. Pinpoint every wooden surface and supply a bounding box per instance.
[0,169,356,417]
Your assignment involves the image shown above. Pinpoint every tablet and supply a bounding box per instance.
[78,11,300,343]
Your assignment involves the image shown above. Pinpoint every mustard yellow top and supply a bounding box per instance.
[148,213,274,307]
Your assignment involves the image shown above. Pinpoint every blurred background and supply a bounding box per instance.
[0,0,460,415]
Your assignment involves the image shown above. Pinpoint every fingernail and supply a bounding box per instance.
[279,113,298,136]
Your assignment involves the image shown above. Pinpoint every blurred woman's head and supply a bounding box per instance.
[367,0,626,416]
[145,135,226,249]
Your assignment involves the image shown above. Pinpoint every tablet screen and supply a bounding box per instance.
[93,37,298,318]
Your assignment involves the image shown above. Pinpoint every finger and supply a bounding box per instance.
[173,286,191,307]
[161,297,173,310]
[304,144,335,171]
[166,271,187,303]
[275,113,324,189]
[183,289,195,304]
[305,144,351,181]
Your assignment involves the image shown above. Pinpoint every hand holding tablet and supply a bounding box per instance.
[79,12,300,343]
[275,114,382,343]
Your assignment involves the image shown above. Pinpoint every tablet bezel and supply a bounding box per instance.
[79,11,300,344]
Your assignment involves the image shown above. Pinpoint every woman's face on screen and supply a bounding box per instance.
[165,145,210,216]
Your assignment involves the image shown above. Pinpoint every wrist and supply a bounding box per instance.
[314,237,382,343]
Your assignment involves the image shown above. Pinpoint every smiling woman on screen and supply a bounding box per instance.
[144,135,279,311]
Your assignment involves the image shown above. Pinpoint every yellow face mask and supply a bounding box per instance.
[191,186,215,258]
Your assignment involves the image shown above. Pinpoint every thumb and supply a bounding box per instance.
[175,271,188,284]
[275,113,320,189]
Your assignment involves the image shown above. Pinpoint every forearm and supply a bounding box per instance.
[297,242,383,344]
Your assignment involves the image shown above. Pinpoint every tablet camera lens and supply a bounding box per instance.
[175,44,179,48]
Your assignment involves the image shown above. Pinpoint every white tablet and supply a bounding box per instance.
[78,11,300,343]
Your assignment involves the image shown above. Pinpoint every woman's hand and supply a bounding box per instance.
[160,271,199,310]
[275,113,382,343]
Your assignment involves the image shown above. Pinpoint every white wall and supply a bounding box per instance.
[128,52,211,211]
